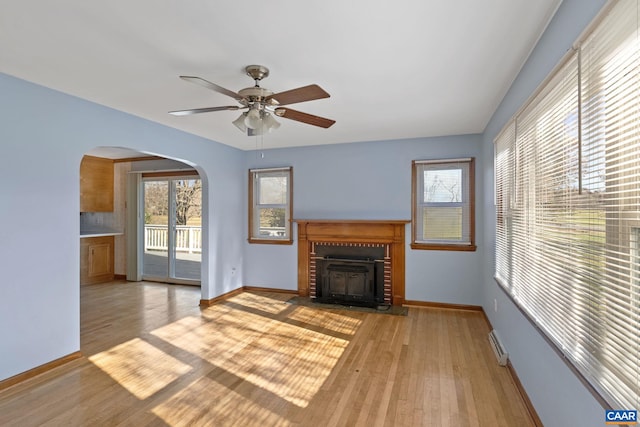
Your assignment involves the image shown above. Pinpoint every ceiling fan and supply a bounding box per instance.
[169,65,336,136]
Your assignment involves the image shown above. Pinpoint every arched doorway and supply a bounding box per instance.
[80,147,206,287]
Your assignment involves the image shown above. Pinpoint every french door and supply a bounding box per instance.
[142,175,201,285]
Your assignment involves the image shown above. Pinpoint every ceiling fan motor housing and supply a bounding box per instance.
[238,86,276,106]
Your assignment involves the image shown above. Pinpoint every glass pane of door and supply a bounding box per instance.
[173,178,201,280]
[142,177,201,283]
[143,180,169,279]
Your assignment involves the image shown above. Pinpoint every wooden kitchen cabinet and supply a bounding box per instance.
[80,236,114,285]
[80,155,114,212]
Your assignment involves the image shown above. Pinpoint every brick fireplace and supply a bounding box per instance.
[295,220,409,306]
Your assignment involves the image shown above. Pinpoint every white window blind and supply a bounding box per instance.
[495,0,639,409]
[495,122,515,287]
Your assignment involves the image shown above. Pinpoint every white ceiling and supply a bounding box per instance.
[0,0,561,151]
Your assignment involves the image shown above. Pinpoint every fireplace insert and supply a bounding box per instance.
[315,254,385,307]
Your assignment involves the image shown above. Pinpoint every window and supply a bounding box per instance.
[248,167,293,244]
[411,158,475,251]
[494,0,639,409]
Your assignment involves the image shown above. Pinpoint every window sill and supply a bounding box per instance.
[248,238,294,245]
[410,243,477,252]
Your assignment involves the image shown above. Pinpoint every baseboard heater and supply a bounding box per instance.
[488,329,508,366]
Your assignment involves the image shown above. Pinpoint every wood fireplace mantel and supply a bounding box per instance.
[295,219,410,305]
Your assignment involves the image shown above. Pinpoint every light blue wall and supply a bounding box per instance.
[481,0,609,425]
[0,4,617,424]
[0,73,245,381]
[244,135,483,305]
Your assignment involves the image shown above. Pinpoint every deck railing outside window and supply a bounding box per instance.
[144,225,202,253]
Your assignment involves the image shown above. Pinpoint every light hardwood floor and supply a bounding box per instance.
[0,281,534,426]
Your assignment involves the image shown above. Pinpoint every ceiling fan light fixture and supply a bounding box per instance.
[248,125,265,136]
[244,106,262,129]
[263,112,281,131]
[232,112,248,133]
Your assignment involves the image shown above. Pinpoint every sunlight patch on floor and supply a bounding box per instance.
[218,315,349,407]
[288,305,363,335]
[152,376,288,427]
[228,292,292,315]
[151,294,359,408]
[88,338,192,399]
[151,311,273,361]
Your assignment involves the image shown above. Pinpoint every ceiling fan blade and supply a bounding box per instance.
[169,106,240,116]
[274,108,335,128]
[267,84,330,106]
[179,76,244,101]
